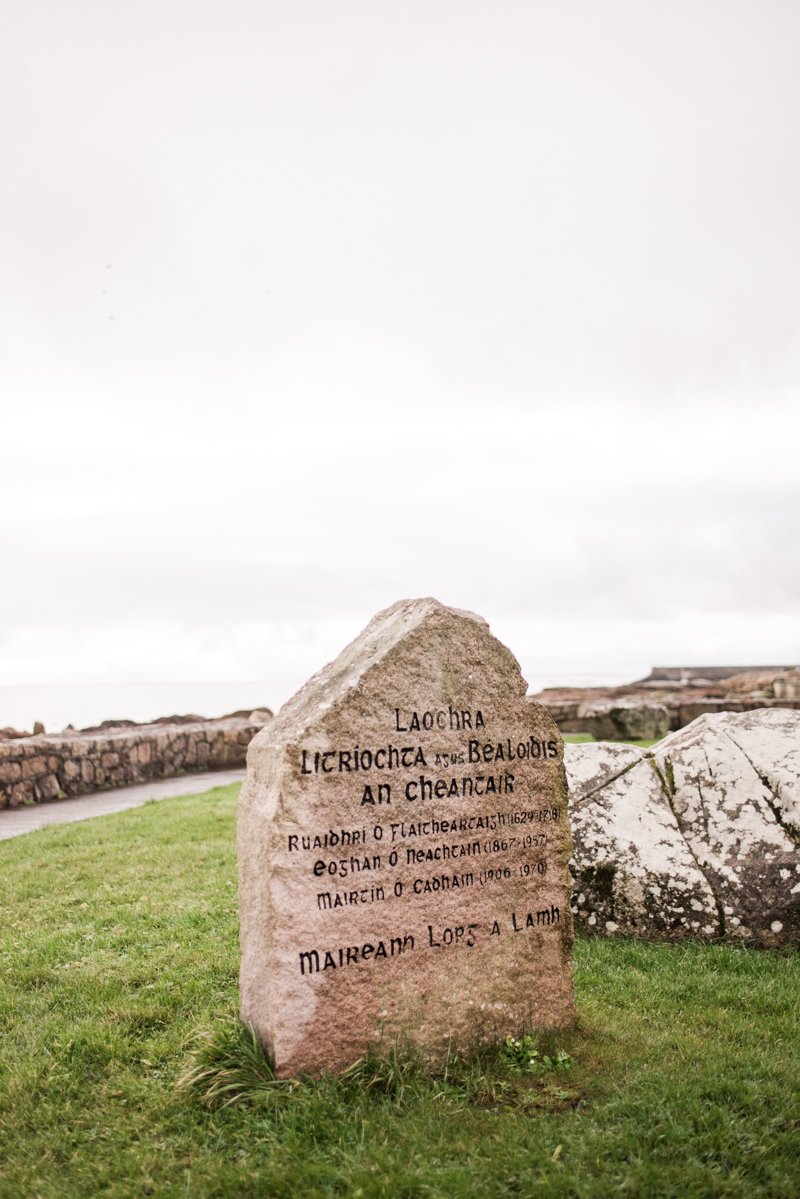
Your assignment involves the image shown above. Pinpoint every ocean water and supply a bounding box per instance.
[0,681,304,736]
[0,672,638,736]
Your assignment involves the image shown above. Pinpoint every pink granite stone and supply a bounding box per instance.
[238,598,575,1077]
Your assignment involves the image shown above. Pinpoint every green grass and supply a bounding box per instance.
[562,734,663,748]
[1,784,799,1198]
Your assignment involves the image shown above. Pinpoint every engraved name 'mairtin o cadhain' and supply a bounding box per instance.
[238,598,575,1077]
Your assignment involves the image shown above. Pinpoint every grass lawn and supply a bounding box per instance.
[562,734,663,748]
[0,783,798,1198]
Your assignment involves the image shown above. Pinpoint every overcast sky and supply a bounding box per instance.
[2,0,799,689]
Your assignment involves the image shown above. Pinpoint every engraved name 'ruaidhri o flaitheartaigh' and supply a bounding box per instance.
[238,598,575,1077]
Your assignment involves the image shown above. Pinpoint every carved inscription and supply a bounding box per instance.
[287,704,566,974]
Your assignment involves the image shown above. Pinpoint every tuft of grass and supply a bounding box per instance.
[178,1017,580,1118]
[177,1017,283,1108]
[0,783,799,1197]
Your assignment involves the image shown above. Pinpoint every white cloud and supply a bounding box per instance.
[1,0,799,688]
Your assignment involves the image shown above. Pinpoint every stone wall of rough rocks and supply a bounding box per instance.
[0,717,269,808]
[543,695,800,736]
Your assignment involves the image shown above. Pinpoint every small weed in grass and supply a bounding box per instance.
[500,1033,576,1075]
[0,783,799,1197]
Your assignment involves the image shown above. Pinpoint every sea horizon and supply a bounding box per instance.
[0,672,642,736]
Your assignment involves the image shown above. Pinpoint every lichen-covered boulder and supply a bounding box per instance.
[652,709,800,946]
[566,709,800,946]
[565,742,719,939]
[711,708,800,832]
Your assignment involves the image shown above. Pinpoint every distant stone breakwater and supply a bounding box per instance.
[0,712,272,808]
[532,666,800,740]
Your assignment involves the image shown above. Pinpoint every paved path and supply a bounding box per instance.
[0,770,246,841]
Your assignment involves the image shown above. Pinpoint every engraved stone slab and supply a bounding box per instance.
[238,598,575,1077]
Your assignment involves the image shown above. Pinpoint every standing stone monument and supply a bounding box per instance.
[238,598,575,1076]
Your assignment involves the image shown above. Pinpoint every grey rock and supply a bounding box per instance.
[576,700,669,742]
[566,742,718,939]
[566,709,800,945]
[653,710,800,946]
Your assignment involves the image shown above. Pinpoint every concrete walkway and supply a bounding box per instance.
[0,769,246,841]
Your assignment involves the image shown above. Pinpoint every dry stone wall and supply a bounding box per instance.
[0,716,271,808]
[540,680,800,738]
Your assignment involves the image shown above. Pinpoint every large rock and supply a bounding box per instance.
[652,710,800,945]
[238,598,576,1077]
[576,700,669,742]
[565,742,719,938]
[710,708,800,832]
[566,709,800,946]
